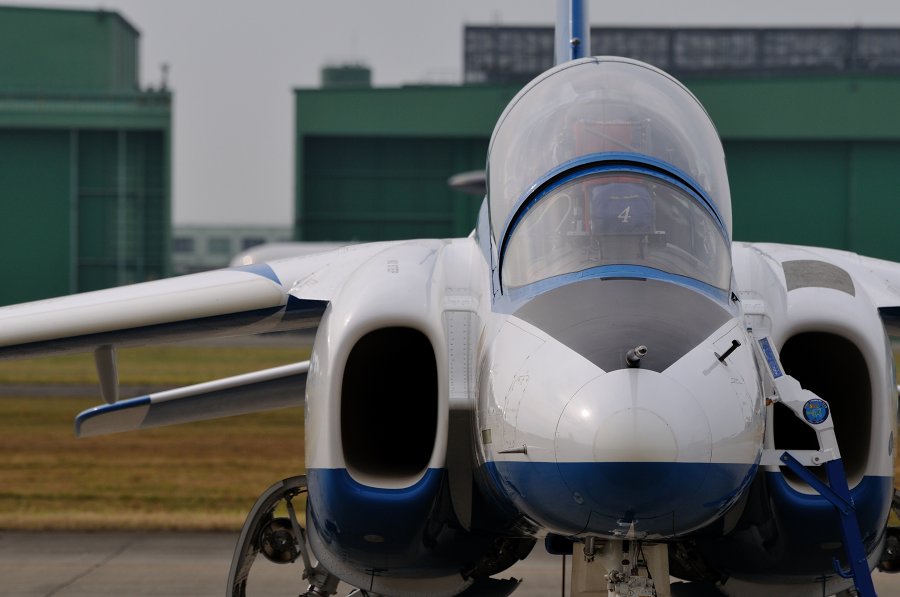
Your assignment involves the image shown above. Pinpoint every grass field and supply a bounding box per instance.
[0,344,308,531]
[1,343,898,532]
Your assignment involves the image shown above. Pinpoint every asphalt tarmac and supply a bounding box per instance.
[2,532,899,597]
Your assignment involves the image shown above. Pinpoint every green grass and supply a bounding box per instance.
[0,344,309,531]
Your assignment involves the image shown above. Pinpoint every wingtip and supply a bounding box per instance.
[74,396,152,438]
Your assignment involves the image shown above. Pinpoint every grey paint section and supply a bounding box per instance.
[783,259,855,295]
[514,278,731,373]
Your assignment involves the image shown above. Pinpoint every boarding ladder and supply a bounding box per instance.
[755,335,877,597]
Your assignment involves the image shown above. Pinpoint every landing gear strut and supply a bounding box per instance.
[878,490,900,573]
[570,537,670,597]
[226,475,340,597]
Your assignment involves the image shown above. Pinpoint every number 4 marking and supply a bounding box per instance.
[617,206,631,224]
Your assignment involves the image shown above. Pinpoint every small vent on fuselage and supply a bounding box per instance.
[775,332,872,487]
[341,327,438,480]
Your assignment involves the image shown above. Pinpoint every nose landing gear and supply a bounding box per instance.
[226,475,340,597]
[571,537,670,597]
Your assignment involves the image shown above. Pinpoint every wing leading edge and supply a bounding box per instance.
[75,361,309,437]
[0,264,326,360]
[738,242,900,339]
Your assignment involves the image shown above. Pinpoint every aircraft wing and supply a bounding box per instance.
[742,242,900,336]
[0,241,397,360]
[0,241,400,434]
[0,266,323,361]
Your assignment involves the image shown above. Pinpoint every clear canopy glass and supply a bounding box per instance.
[487,57,732,241]
[502,172,731,290]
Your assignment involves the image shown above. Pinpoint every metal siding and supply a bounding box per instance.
[848,142,900,262]
[0,130,72,304]
[133,131,168,281]
[0,7,139,93]
[689,76,900,139]
[0,7,170,305]
[727,141,848,248]
[78,131,118,290]
[300,137,485,241]
[76,130,168,292]
[294,86,518,137]
[0,94,172,130]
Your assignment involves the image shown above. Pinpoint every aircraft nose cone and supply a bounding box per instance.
[594,407,678,463]
[555,368,716,536]
[557,368,711,465]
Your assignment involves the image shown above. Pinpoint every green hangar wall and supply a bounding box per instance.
[294,86,515,242]
[0,6,170,306]
[691,77,900,261]
[295,75,900,263]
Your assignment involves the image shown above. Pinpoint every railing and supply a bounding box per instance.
[465,26,900,83]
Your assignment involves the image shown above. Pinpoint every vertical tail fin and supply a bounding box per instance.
[555,0,590,64]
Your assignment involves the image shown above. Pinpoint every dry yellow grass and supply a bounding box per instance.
[0,344,308,531]
[0,343,309,386]
[0,396,306,531]
[1,344,898,532]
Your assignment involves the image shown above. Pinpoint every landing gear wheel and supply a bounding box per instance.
[226,475,339,597]
[259,517,300,564]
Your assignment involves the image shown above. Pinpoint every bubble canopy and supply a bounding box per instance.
[487,57,732,244]
[501,169,732,291]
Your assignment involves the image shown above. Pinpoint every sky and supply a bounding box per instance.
[10,1,900,227]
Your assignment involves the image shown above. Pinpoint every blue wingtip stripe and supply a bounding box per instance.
[74,395,152,436]
[230,263,281,285]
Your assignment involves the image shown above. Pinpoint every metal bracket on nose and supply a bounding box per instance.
[715,339,741,364]
[625,345,648,368]
[498,444,528,455]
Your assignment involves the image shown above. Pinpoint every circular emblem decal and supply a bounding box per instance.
[803,398,829,425]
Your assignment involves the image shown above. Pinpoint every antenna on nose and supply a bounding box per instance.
[626,345,648,368]
[555,0,590,65]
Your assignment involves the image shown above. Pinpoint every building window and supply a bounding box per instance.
[242,237,266,250]
[173,237,195,253]
[208,237,232,255]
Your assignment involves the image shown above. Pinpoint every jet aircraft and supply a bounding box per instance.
[1,6,899,597]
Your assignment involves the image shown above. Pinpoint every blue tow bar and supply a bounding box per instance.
[780,452,878,597]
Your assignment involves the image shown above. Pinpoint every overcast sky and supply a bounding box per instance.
[10,1,900,227]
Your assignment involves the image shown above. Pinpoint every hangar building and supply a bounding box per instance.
[295,27,900,264]
[0,6,171,305]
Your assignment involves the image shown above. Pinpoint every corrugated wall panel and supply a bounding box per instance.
[726,141,848,247]
[0,130,72,304]
[0,8,138,93]
[131,131,167,282]
[76,130,167,292]
[77,130,119,291]
[727,140,900,261]
[300,137,485,241]
[848,142,900,262]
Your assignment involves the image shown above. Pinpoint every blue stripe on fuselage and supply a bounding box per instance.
[484,460,756,538]
[696,472,893,578]
[495,264,733,315]
[761,471,891,573]
[307,468,443,553]
[307,467,492,576]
